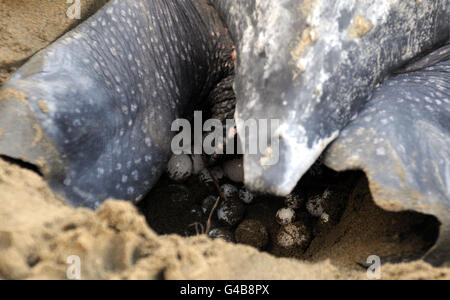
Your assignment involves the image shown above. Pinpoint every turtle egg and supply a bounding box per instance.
[199,168,213,184]
[202,195,218,215]
[208,228,234,243]
[210,166,224,180]
[217,197,245,226]
[220,184,238,199]
[223,158,244,183]
[320,213,330,223]
[306,195,324,217]
[285,194,303,209]
[276,207,296,225]
[276,222,311,250]
[235,219,269,250]
[167,154,192,182]
[239,188,254,204]
[306,189,331,218]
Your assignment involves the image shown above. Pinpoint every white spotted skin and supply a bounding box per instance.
[326,56,450,205]
[324,52,450,264]
[0,0,234,208]
[212,0,448,197]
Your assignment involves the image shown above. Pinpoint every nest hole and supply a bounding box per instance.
[138,161,440,269]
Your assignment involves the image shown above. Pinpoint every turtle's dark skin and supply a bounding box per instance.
[211,0,449,265]
[0,0,449,265]
[0,0,234,208]
[395,44,450,74]
[325,44,450,265]
[212,0,449,196]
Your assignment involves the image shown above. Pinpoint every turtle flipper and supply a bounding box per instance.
[0,0,234,209]
[212,0,449,195]
[324,51,450,265]
[0,88,65,180]
[0,28,171,208]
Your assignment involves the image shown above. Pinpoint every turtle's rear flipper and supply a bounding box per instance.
[0,0,204,209]
[0,16,171,209]
[0,0,235,209]
[0,88,65,181]
[324,48,450,266]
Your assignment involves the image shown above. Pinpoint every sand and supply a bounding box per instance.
[0,0,108,85]
[0,158,449,280]
[0,0,449,280]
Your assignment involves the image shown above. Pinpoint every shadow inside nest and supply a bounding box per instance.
[137,161,440,268]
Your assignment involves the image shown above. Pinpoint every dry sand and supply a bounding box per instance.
[0,0,449,280]
[0,0,108,85]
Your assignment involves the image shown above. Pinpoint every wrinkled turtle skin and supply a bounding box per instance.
[0,0,449,266]
[0,0,234,208]
[211,0,449,265]
[325,45,450,265]
[211,0,449,195]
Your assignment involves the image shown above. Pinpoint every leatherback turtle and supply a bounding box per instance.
[0,0,234,207]
[0,0,448,264]
[324,45,450,265]
[213,0,448,195]
[211,0,448,265]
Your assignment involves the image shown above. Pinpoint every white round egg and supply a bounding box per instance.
[276,222,311,249]
[167,154,193,182]
[276,207,296,226]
